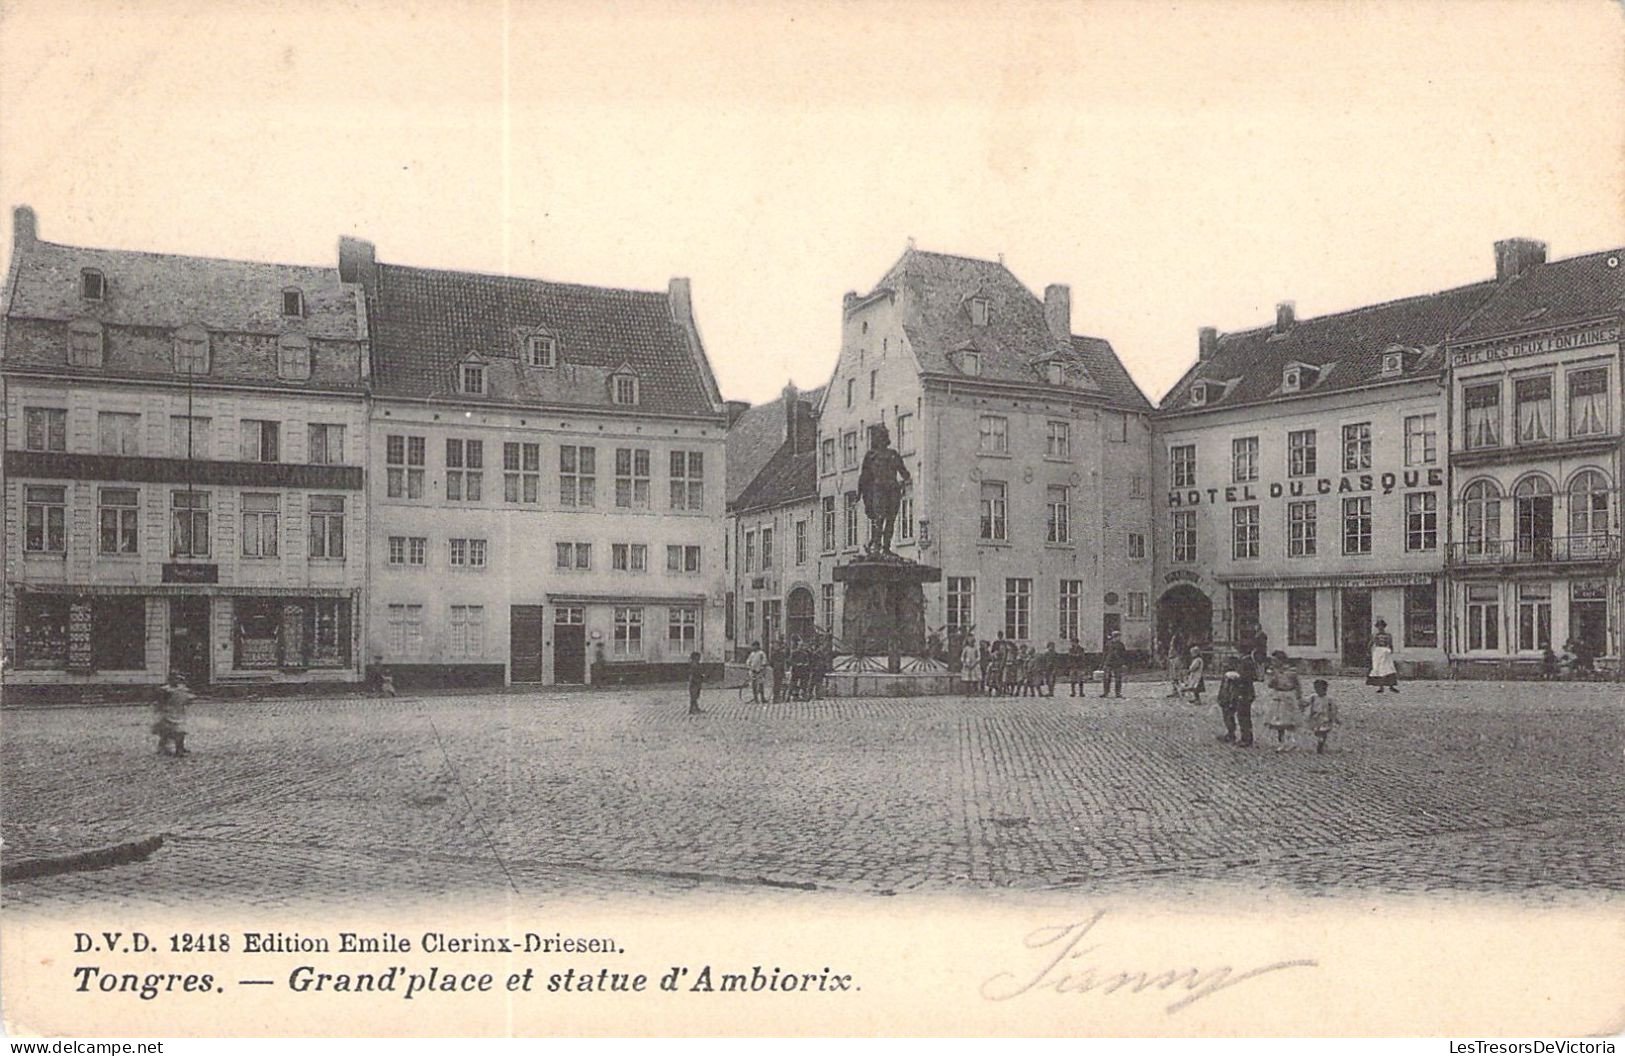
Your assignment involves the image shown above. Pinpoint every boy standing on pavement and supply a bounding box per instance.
[1042,642,1060,697]
[1101,631,1127,698]
[1068,638,1087,697]
[686,651,706,714]
[151,672,193,757]
[769,635,787,703]
[746,641,768,703]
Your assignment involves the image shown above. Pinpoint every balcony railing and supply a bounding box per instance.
[1447,533,1621,567]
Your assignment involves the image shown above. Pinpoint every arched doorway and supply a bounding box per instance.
[787,587,816,644]
[1157,585,1212,652]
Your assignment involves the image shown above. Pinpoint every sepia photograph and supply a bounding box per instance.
[0,0,1621,1043]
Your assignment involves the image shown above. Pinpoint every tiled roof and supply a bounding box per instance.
[5,238,361,339]
[366,262,721,416]
[730,443,817,514]
[1159,279,1501,412]
[1452,249,1624,343]
[1070,334,1152,412]
[726,384,824,504]
[868,249,1146,410]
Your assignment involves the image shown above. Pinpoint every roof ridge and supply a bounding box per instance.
[1215,276,1500,342]
[28,237,341,275]
[380,260,670,299]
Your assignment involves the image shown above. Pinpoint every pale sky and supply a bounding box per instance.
[2,0,1621,406]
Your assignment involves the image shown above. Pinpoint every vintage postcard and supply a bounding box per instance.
[1,0,1622,1041]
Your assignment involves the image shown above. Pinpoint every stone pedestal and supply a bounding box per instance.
[832,557,942,673]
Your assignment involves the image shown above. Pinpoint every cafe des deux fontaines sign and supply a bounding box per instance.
[1450,323,1619,367]
[1169,467,1445,507]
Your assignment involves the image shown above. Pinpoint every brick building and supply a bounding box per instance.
[1443,242,1623,673]
[725,383,822,655]
[342,238,729,687]
[1,206,370,686]
[810,248,1155,656]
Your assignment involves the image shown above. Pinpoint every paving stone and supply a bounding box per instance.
[2,677,1620,909]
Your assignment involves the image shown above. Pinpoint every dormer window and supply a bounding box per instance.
[68,319,104,369]
[526,333,557,368]
[277,333,311,381]
[611,372,640,405]
[281,288,304,318]
[1046,361,1064,385]
[1189,382,1208,407]
[460,363,487,395]
[173,325,210,375]
[1282,368,1301,393]
[969,298,991,327]
[81,269,105,301]
[1381,351,1405,377]
[960,350,981,377]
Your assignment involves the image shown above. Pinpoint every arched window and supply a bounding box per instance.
[1462,479,1501,557]
[1568,470,1611,546]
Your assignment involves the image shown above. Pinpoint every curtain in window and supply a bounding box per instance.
[1515,378,1553,442]
[1569,371,1609,436]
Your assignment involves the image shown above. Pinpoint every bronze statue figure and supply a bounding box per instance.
[858,423,912,557]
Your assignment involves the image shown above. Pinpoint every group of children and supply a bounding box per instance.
[956,639,1065,697]
[1177,644,1340,754]
[741,637,831,705]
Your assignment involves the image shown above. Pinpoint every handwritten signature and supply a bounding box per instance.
[980,909,1317,1014]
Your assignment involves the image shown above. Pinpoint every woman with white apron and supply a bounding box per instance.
[1367,619,1399,694]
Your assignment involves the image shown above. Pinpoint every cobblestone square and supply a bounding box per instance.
[2,677,1622,911]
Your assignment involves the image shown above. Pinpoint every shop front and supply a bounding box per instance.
[6,585,360,685]
[1215,572,1446,676]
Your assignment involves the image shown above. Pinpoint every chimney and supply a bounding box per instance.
[782,382,801,452]
[667,276,694,328]
[337,236,376,285]
[1199,326,1218,361]
[1494,238,1547,281]
[725,400,751,428]
[13,205,37,248]
[1275,301,1295,335]
[1044,283,1072,341]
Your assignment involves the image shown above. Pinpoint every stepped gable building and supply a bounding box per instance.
[341,238,728,688]
[814,247,1155,655]
[1443,241,1624,673]
[1,206,371,687]
[725,383,823,655]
